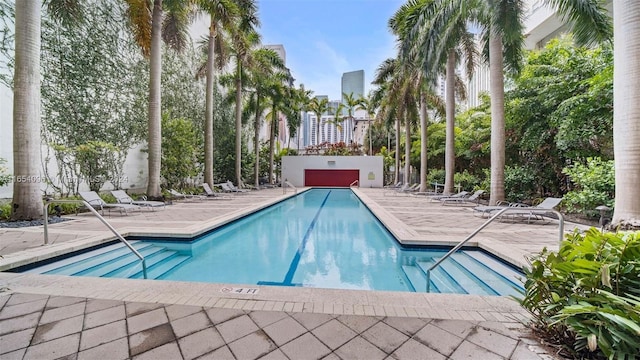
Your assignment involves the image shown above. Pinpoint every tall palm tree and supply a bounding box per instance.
[342,92,360,145]
[356,95,376,155]
[398,0,476,194]
[295,84,313,151]
[12,0,42,220]
[308,97,329,146]
[12,0,84,220]
[328,103,346,142]
[244,48,286,187]
[198,0,238,188]
[611,1,640,228]
[125,0,193,199]
[226,0,259,187]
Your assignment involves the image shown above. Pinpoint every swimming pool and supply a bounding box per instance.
[23,189,524,296]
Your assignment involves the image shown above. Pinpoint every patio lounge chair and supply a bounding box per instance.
[440,189,485,205]
[79,191,140,215]
[220,181,249,193]
[227,181,251,192]
[110,190,165,210]
[477,197,564,223]
[169,189,206,201]
[427,191,469,202]
[202,183,232,199]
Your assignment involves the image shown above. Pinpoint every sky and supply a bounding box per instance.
[242,0,404,101]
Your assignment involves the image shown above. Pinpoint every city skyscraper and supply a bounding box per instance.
[341,70,365,102]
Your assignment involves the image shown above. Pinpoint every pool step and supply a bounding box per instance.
[36,241,191,281]
[106,249,182,279]
[461,252,525,288]
[76,245,168,277]
[40,242,153,276]
[416,261,465,294]
[450,252,524,297]
[133,254,191,280]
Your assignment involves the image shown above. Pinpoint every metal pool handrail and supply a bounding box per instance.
[425,207,564,292]
[282,180,297,194]
[43,198,148,279]
[349,180,359,187]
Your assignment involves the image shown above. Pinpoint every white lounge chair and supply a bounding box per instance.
[427,191,469,202]
[440,190,485,205]
[226,181,251,192]
[111,190,165,210]
[79,191,140,215]
[202,183,232,199]
[476,197,563,223]
[169,189,205,201]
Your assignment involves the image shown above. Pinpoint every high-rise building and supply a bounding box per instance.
[341,70,365,102]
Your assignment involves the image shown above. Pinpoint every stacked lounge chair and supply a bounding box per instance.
[111,190,165,210]
[79,191,140,215]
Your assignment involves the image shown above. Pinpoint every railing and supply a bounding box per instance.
[349,180,359,187]
[282,179,297,194]
[43,198,148,279]
[425,207,565,292]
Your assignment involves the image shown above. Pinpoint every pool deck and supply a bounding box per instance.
[0,187,589,359]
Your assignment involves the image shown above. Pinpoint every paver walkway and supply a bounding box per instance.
[1,292,550,360]
[1,187,585,359]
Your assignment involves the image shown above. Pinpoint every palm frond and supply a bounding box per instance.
[124,0,152,57]
[45,0,85,27]
[544,0,612,45]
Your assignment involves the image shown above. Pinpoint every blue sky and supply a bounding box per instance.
[257,0,405,100]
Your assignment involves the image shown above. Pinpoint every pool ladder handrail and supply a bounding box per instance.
[349,180,359,187]
[425,207,564,292]
[43,198,148,279]
[282,179,297,194]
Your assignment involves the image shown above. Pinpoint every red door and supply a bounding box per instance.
[304,169,359,187]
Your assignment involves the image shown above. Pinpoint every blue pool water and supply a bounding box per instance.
[23,189,524,296]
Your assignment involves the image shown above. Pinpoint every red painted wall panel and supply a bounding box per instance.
[304,169,359,187]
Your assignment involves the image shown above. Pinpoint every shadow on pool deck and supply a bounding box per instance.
[0,187,583,359]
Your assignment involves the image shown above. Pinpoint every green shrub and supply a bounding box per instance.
[563,157,615,218]
[504,165,537,202]
[0,158,11,187]
[453,170,481,191]
[518,229,640,359]
[0,202,10,220]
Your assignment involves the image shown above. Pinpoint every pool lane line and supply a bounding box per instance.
[278,190,332,286]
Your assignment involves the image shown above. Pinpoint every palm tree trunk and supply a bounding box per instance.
[269,110,276,184]
[489,33,506,206]
[611,1,640,228]
[394,119,400,184]
[419,93,428,192]
[444,50,456,194]
[12,0,42,220]
[204,19,215,188]
[254,95,261,188]
[404,115,411,186]
[146,0,163,199]
[234,64,243,187]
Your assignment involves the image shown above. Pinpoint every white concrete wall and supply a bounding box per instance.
[282,155,383,188]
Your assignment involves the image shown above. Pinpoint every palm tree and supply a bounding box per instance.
[226,0,259,187]
[244,48,286,187]
[356,95,376,155]
[198,0,238,189]
[308,97,329,146]
[611,1,640,228]
[342,92,360,145]
[125,0,193,199]
[327,103,346,142]
[295,84,313,151]
[12,0,84,220]
[12,0,42,220]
